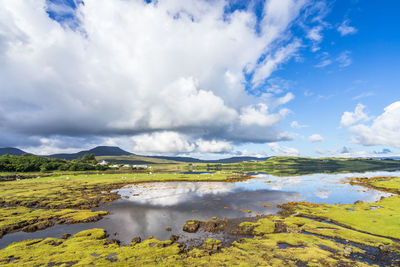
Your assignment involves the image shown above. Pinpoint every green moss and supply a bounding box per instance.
[238,218,275,235]
[0,207,107,236]
[202,238,222,251]
[282,216,394,247]
[0,228,373,266]
[290,195,400,240]
[253,218,275,235]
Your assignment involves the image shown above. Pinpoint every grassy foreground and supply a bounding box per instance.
[0,174,399,266]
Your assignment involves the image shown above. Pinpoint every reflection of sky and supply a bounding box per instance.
[114,171,398,207]
[115,183,235,206]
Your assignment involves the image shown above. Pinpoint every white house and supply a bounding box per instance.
[97,160,108,166]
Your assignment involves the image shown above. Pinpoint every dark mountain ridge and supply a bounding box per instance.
[0,147,28,156]
[46,146,132,160]
[0,146,269,163]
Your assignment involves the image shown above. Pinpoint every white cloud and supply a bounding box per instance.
[268,143,299,156]
[337,50,352,67]
[0,0,327,153]
[275,92,295,107]
[315,59,332,68]
[239,103,290,127]
[352,92,375,100]
[252,40,302,87]
[131,131,233,154]
[309,134,324,143]
[307,26,323,42]
[340,103,370,127]
[337,19,357,36]
[196,139,232,153]
[348,101,400,148]
[307,25,324,52]
[291,121,307,129]
[132,132,195,153]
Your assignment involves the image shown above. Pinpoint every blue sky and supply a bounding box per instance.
[275,0,400,157]
[0,0,399,158]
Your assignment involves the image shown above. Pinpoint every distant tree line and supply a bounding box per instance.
[0,153,108,172]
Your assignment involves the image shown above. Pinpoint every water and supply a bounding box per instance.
[0,171,398,249]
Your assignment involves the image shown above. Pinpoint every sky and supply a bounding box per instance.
[0,0,399,158]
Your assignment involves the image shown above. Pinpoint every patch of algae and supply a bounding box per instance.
[0,207,107,236]
[238,218,275,235]
[0,228,371,266]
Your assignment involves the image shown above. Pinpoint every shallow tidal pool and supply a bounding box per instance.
[1,170,398,249]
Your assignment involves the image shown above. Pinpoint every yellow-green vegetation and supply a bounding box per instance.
[0,207,107,237]
[238,218,275,235]
[348,176,400,194]
[288,196,400,239]
[0,228,373,266]
[0,172,242,237]
[282,176,400,240]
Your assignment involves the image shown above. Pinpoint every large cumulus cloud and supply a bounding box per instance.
[0,0,323,154]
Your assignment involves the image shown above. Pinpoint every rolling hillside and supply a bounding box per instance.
[46,146,132,160]
[0,147,28,156]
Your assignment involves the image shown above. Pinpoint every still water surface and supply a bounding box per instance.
[1,171,398,249]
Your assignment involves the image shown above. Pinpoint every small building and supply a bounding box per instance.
[97,160,108,166]
[132,164,148,169]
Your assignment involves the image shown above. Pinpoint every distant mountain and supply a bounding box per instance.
[372,157,400,160]
[0,147,28,156]
[1,145,269,163]
[47,146,132,160]
[149,155,270,163]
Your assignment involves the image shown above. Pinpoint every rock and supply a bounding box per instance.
[183,220,200,233]
[202,239,222,252]
[106,239,120,245]
[274,222,287,233]
[131,237,141,245]
[106,253,118,262]
[170,235,180,242]
[61,233,71,239]
[343,246,352,257]
[203,221,226,233]
[379,245,390,253]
